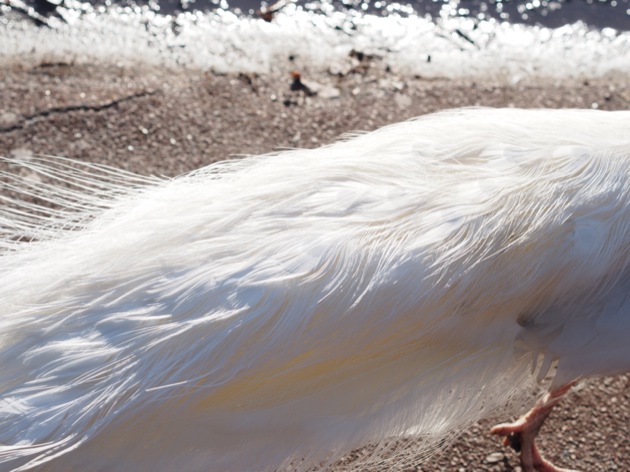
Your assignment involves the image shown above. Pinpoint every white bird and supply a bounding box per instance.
[1,107,630,472]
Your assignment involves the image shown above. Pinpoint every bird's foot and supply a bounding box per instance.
[491,422,577,472]
[490,383,578,472]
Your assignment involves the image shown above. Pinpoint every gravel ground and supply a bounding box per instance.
[0,58,629,472]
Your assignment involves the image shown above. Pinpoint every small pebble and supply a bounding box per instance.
[485,452,504,463]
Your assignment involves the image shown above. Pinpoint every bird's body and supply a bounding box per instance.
[1,108,630,471]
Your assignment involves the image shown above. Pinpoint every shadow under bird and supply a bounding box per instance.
[1,108,630,472]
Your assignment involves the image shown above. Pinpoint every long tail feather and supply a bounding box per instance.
[2,108,630,471]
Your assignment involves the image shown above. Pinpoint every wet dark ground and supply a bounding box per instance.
[4,0,630,31]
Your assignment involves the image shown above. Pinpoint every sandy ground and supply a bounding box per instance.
[1,58,629,472]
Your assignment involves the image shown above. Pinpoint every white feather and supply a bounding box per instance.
[1,108,630,471]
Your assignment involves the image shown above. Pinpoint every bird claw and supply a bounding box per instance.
[492,424,578,472]
[491,383,579,472]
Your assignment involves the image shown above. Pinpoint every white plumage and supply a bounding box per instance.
[1,107,630,471]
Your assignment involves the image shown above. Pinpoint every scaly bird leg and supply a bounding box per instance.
[490,382,578,472]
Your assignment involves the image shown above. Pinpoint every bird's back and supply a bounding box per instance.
[1,108,630,471]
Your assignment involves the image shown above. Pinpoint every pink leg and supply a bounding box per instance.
[490,383,578,472]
